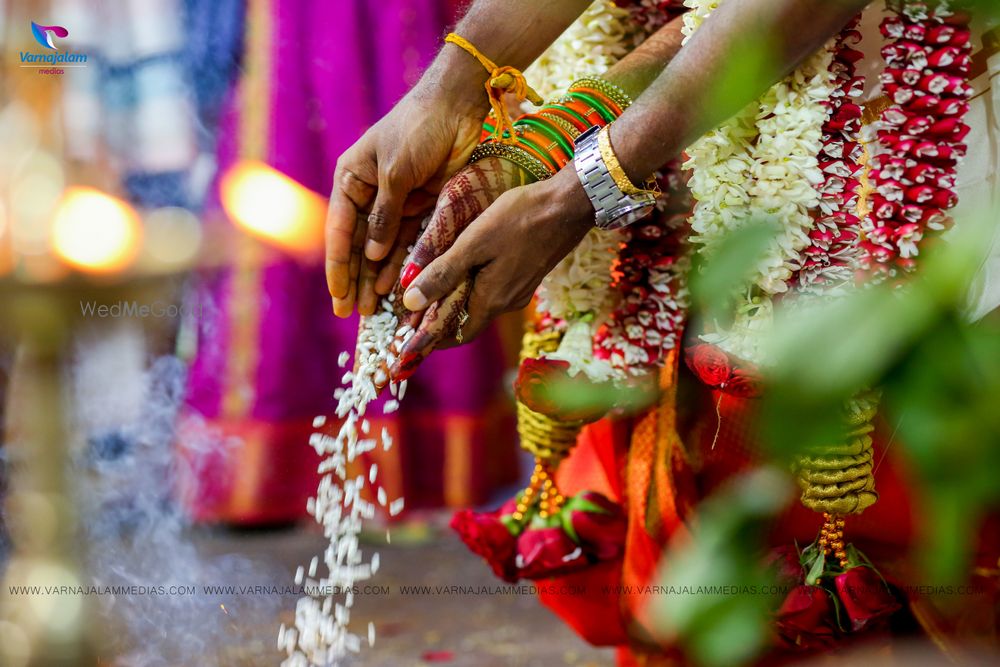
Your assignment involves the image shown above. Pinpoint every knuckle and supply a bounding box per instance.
[367,210,391,234]
[338,165,366,192]
[382,161,408,188]
[426,259,456,286]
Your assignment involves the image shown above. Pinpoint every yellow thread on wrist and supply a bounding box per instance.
[445,32,543,145]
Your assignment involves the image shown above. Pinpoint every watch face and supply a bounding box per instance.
[600,201,656,230]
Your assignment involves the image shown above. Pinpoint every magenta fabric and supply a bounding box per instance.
[183,0,516,520]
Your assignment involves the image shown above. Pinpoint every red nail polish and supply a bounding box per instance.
[400,263,421,289]
[390,352,419,382]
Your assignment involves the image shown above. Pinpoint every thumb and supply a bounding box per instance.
[402,237,477,312]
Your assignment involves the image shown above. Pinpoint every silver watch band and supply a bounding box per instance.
[572,125,655,230]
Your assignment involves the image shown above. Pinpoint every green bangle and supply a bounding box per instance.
[513,116,575,160]
[565,91,616,123]
[537,111,582,140]
[511,133,560,172]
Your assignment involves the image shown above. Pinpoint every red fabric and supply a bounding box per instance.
[535,373,1000,661]
[175,407,518,525]
[538,419,632,646]
[538,561,630,646]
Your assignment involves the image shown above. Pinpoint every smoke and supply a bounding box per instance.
[69,323,286,666]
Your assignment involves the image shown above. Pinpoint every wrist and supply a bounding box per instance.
[415,43,493,116]
[547,166,594,231]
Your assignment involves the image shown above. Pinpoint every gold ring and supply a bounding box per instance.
[455,309,470,343]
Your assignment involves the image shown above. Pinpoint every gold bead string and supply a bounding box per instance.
[512,459,567,521]
[517,401,583,461]
[511,328,580,523]
[817,513,849,571]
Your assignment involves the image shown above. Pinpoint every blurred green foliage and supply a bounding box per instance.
[649,469,793,667]
[651,209,1000,665]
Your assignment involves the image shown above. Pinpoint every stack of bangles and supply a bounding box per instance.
[468,77,633,182]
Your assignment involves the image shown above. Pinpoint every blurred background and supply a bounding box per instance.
[1,1,999,666]
[0,0,598,665]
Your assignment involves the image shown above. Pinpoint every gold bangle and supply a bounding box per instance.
[538,110,582,140]
[568,77,634,110]
[596,125,658,197]
[469,142,553,182]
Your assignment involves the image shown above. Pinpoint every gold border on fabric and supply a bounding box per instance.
[221,0,271,419]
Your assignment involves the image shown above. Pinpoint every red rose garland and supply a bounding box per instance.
[859,1,972,279]
[771,544,902,650]
[616,0,690,38]
[795,17,867,292]
[594,164,691,373]
[451,490,627,582]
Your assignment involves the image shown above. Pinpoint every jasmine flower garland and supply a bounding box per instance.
[683,0,837,364]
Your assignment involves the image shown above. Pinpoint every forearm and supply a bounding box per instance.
[613,0,872,183]
[603,15,687,100]
[417,0,592,111]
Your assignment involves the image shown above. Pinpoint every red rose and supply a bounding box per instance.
[726,366,764,398]
[685,344,732,388]
[765,545,805,588]
[516,527,590,580]
[565,491,627,561]
[834,566,901,632]
[450,506,519,583]
[514,357,610,422]
[776,585,839,650]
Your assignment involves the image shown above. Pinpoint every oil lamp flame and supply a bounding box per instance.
[50,187,142,274]
[220,161,325,256]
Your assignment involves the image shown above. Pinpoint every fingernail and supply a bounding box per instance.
[333,296,354,319]
[389,354,419,382]
[400,262,421,289]
[402,287,428,311]
[365,239,387,261]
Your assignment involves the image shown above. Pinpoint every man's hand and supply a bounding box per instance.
[392,166,593,380]
[327,84,487,318]
[354,156,531,386]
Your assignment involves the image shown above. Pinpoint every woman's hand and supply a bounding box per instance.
[354,156,531,385]
[327,82,488,318]
[391,166,594,381]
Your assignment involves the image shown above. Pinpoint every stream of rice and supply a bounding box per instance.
[279,296,411,666]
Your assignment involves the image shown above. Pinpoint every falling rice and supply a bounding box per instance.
[282,297,408,666]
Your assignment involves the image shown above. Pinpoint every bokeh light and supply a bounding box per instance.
[50,187,141,274]
[220,161,325,256]
[141,206,203,270]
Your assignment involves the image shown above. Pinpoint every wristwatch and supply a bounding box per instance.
[572,124,657,231]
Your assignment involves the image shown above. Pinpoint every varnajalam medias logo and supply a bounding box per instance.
[22,21,88,70]
[31,21,69,50]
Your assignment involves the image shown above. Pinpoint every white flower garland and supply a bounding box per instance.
[535,227,622,324]
[524,0,634,101]
[526,0,671,382]
[683,0,836,364]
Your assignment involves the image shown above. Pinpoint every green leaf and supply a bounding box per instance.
[805,548,826,586]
